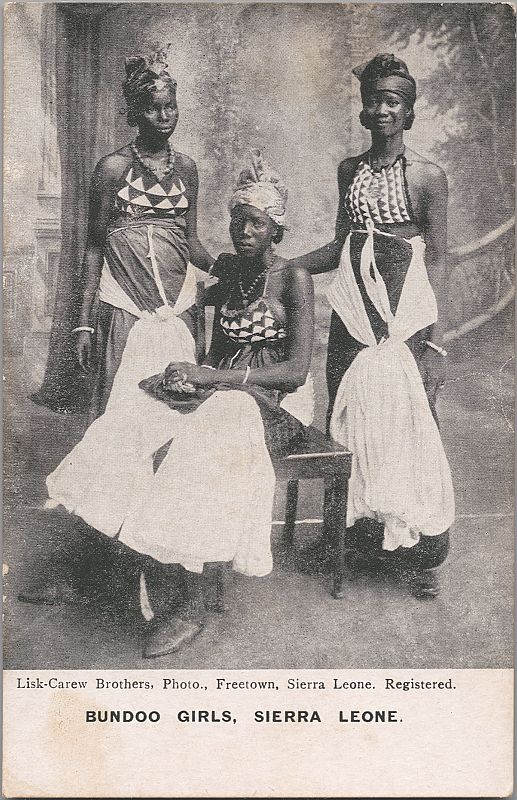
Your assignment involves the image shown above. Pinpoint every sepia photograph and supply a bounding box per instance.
[4,1,514,675]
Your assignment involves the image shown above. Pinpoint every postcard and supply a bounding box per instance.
[3,2,514,796]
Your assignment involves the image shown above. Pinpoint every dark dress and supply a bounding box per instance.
[327,154,449,570]
[91,159,197,420]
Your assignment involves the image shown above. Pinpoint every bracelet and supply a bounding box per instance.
[242,366,251,385]
[425,340,448,357]
[71,326,95,335]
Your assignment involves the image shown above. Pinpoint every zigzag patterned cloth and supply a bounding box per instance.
[344,155,412,227]
[220,298,287,343]
[116,163,189,217]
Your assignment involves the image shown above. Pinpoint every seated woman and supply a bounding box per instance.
[43,150,315,657]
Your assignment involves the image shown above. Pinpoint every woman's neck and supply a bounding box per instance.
[134,132,171,155]
[237,248,275,275]
[369,133,405,165]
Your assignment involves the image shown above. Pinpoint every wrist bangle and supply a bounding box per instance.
[242,366,251,385]
[71,326,95,335]
[425,340,448,357]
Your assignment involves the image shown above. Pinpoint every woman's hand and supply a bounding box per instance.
[76,332,93,373]
[418,349,447,406]
[163,362,213,390]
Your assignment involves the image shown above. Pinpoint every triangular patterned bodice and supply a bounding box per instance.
[115,162,190,219]
[344,155,413,227]
[220,298,287,344]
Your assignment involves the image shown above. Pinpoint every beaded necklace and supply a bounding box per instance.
[367,146,405,172]
[238,265,269,306]
[130,139,175,180]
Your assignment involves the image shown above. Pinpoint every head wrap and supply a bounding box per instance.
[229,149,288,227]
[123,44,177,124]
[353,53,416,107]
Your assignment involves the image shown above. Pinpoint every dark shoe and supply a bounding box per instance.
[143,616,205,659]
[18,580,86,606]
[408,568,441,599]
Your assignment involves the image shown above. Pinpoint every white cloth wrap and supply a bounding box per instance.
[229,149,287,226]
[327,225,455,550]
[118,390,275,576]
[46,244,277,576]
[280,373,315,426]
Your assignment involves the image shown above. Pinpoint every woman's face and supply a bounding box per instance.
[362,90,409,136]
[230,205,278,260]
[137,86,179,138]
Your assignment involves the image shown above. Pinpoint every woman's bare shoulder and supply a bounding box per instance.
[92,146,132,185]
[405,148,447,183]
[174,151,197,173]
[337,153,366,188]
[211,252,236,277]
[276,260,314,297]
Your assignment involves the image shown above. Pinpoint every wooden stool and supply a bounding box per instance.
[274,425,352,598]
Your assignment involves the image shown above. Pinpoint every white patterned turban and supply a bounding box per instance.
[229,149,288,227]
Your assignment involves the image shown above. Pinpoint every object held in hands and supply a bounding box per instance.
[139,370,214,412]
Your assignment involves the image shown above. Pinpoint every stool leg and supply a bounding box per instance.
[322,480,335,546]
[283,480,299,547]
[330,473,349,599]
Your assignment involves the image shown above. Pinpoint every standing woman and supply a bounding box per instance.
[78,44,213,419]
[20,45,213,605]
[292,54,454,597]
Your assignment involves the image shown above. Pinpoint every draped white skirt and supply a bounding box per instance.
[46,309,276,577]
[327,228,455,551]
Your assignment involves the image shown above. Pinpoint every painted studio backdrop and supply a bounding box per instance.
[3,3,515,669]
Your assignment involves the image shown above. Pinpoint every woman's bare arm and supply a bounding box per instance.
[181,156,214,271]
[417,162,450,399]
[287,159,355,274]
[202,309,231,368]
[76,154,124,371]
[77,156,120,327]
[421,164,449,345]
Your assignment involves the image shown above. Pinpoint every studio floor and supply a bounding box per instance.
[3,312,514,669]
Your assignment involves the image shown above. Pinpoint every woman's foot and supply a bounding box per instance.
[142,567,209,657]
[18,579,86,606]
[143,615,205,658]
[408,568,441,599]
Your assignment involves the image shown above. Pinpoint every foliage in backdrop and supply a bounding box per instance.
[29,3,514,411]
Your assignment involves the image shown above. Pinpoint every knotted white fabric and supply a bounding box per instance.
[327,224,454,550]
[99,225,216,320]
